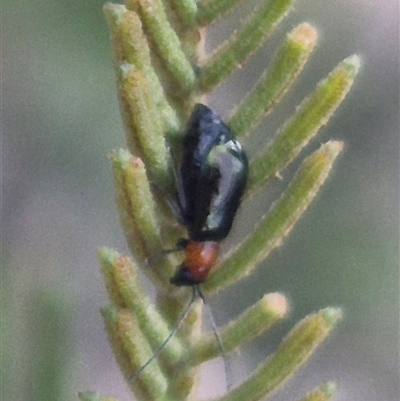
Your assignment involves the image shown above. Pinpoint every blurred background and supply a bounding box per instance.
[2,0,398,400]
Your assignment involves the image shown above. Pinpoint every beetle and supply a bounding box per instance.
[170,103,249,286]
[130,104,248,384]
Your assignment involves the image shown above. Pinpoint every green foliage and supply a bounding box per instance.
[85,0,360,400]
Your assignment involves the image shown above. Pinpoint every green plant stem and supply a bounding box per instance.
[97,1,360,399]
[165,0,197,27]
[196,0,244,26]
[125,0,196,93]
[104,4,181,135]
[216,308,341,401]
[185,293,287,365]
[248,54,360,194]
[229,23,317,137]
[102,306,173,401]
[119,66,171,183]
[111,150,172,280]
[98,248,184,366]
[103,4,140,146]
[199,0,295,92]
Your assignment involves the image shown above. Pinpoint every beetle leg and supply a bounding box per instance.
[150,182,186,225]
[146,238,188,267]
[146,247,178,267]
[169,146,188,217]
[175,238,189,249]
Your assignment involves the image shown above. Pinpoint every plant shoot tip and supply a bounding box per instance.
[290,23,318,46]
[264,292,289,316]
[322,381,337,396]
[342,54,361,74]
[97,247,120,261]
[321,307,342,325]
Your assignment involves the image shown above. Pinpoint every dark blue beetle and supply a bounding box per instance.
[170,104,248,286]
[130,104,248,382]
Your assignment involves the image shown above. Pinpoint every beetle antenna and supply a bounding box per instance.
[196,286,232,391]
[128,286,197,382]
